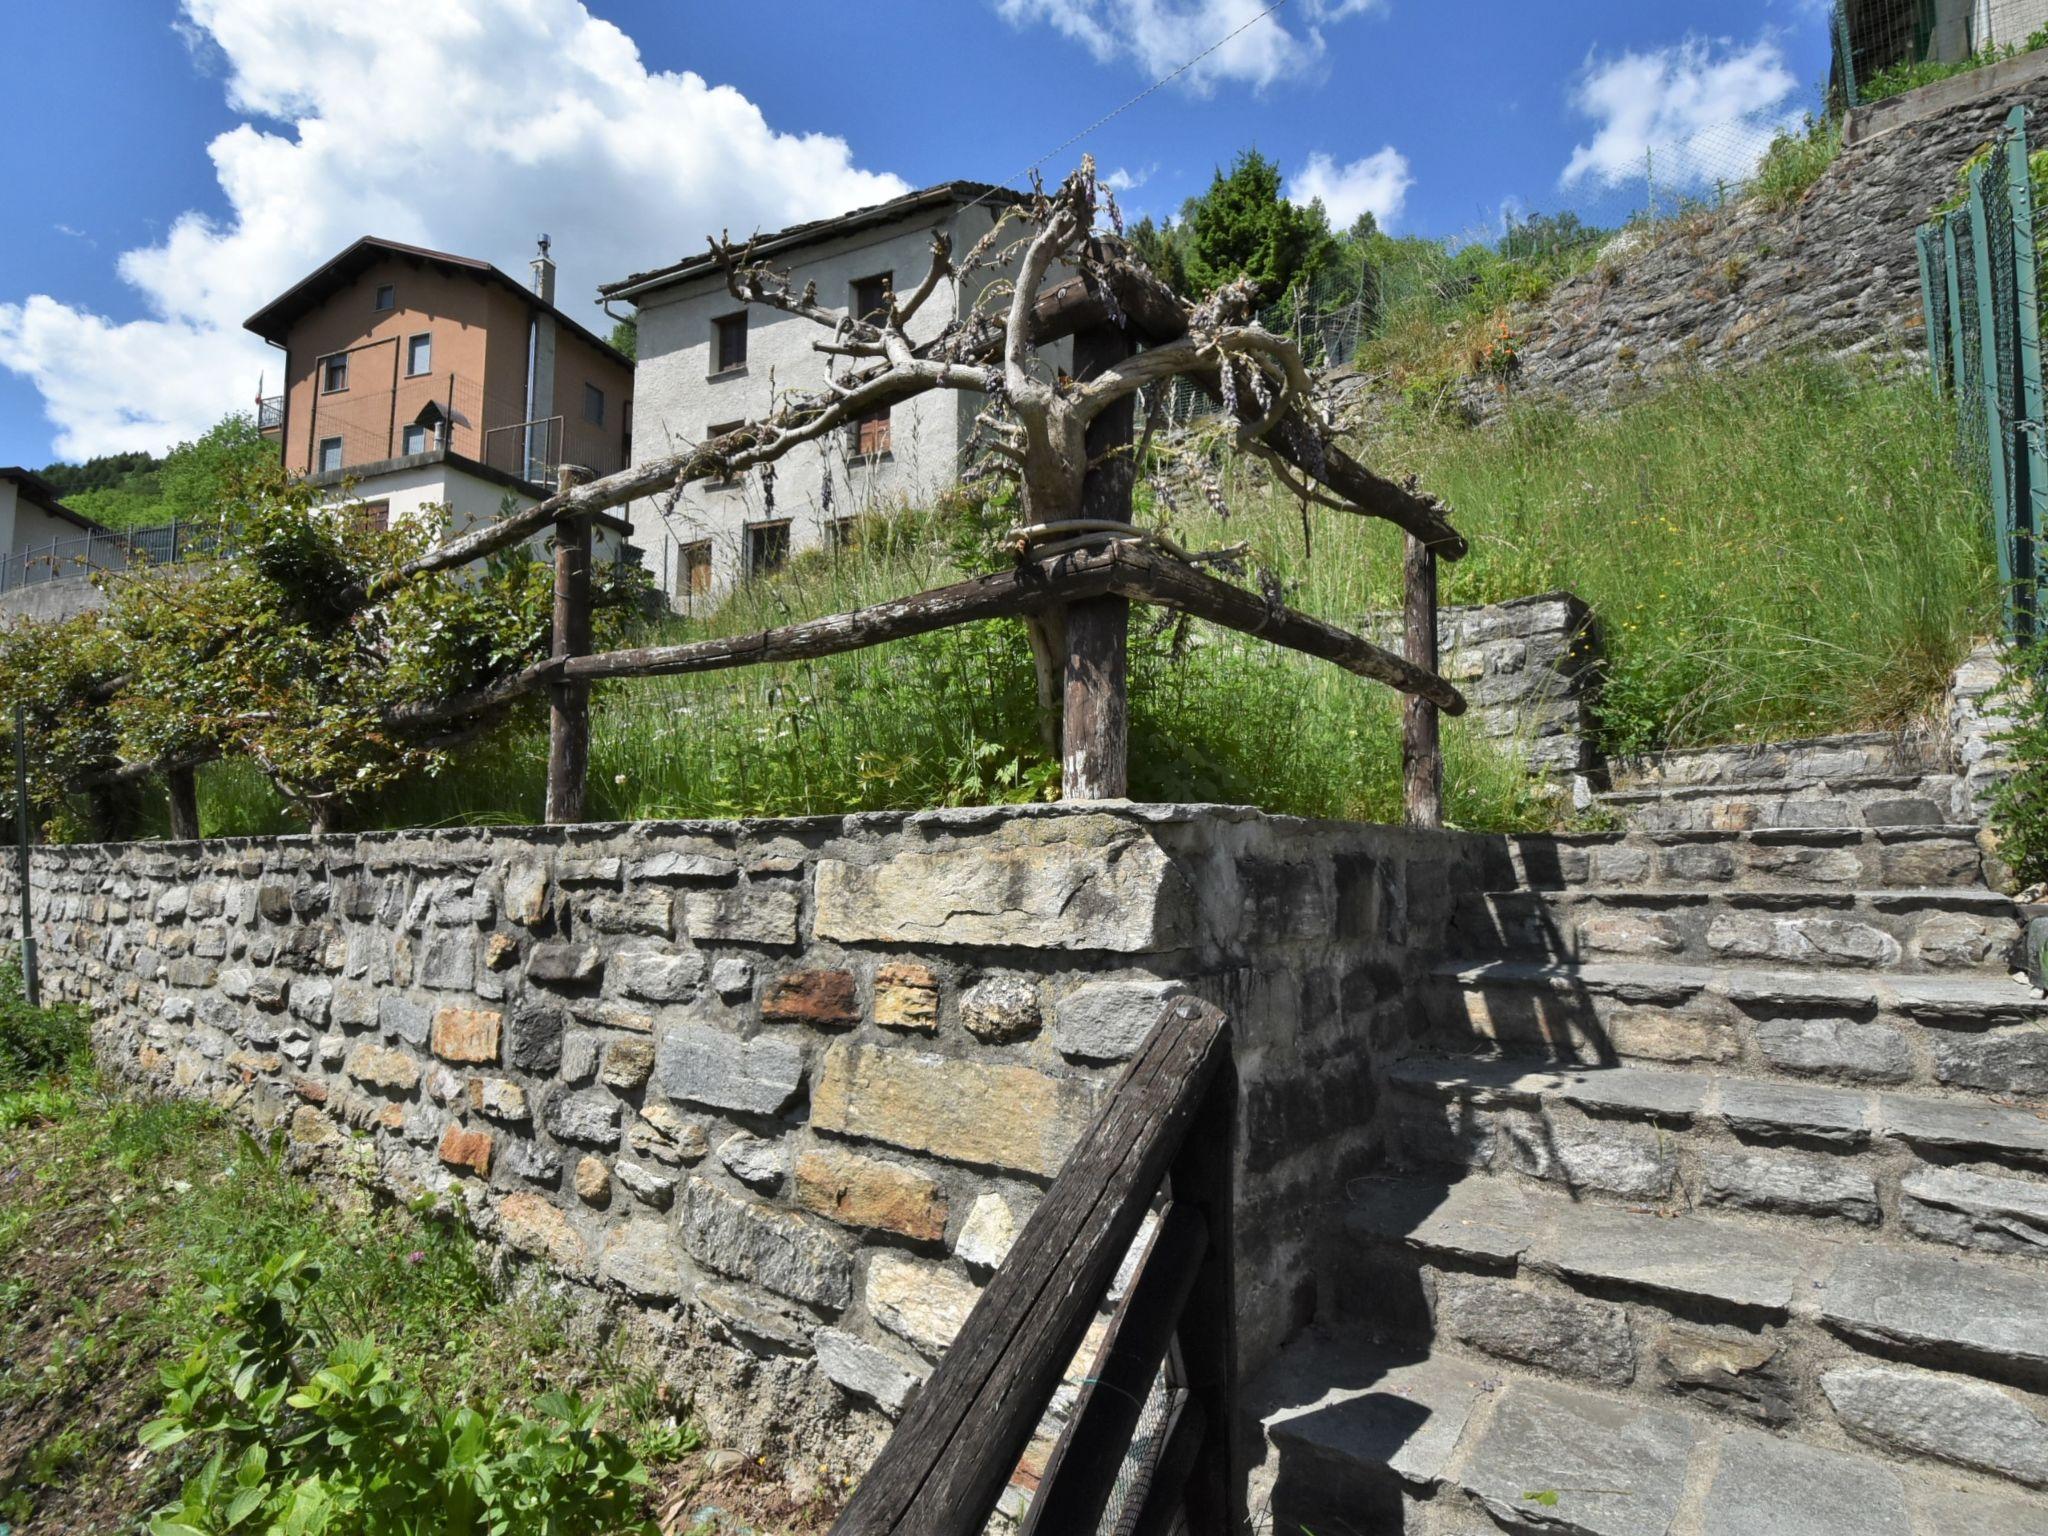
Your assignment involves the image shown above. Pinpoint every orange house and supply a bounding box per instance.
[244,237,634,540]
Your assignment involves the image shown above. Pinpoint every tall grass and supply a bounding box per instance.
[1180,359,1994,752]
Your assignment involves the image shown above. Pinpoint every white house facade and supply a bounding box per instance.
[601,182,1070,609]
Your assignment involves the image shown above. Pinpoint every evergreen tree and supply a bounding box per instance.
[1183,149,1337,301]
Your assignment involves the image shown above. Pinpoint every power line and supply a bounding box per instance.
[969,0,1296,207]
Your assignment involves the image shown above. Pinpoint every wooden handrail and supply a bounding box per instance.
[829,995,1235,1536]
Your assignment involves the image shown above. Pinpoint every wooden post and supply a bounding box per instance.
[166,767,200,841]
[1064,321,1135,800]
[1402,533,1443,830]
[546,467,593,825]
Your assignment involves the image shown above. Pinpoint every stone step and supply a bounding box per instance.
[1428,958,2048,1096]
[1494,826,1987,894]
[1454,887,2020,976]
[1387,1057,2048,1206]
[1609,731,1948,791]
[1246,1327,2048,1536]
[1595,772,1965,833]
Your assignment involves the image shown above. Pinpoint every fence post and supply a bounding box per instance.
[1402,533,1444,830]
[546,467,594,824]
[13,704,39,1008]
[1062,321,1135,801]
[2006,104,2048,632]
[166,767,201,842]
[1968,161,2023,635]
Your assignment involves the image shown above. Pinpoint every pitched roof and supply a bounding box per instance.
[243,237,631,365]
[0,468,106,533]
[598,181,1020,302]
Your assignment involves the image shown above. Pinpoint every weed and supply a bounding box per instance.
[1752,116,1841,211]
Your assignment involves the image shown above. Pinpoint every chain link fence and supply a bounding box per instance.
[1835,0,2048,108]
[1919,103,2048,636]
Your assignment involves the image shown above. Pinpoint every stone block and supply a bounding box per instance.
[1576,912,1681,956]
[1706,913,1900,968]
[528,943,604,987]
[710,957,754,1000]
[1719,1080,1871,1146]
[1500,1108,1675,1198]
[1902,1166,2048,1257]
[719,1130,790,1193]
[811,1043,1097,1179]
[630,1104,710,1166]
[601,1220,684,1301]
[867,1251,980,1357]
[1701,1430,1907,1536]
[632,851,739,883]
[960,974,1041,1042]
[814,1328,928,1417]
[503,860,549,926]
[431,1006,501,1065]
[655,1021,806,1117]
[437,1122,494,1177]
[574,1155,611,1205]
[472,1078,529,1123]
[1754,1017,1912,1084]
[1462,1379,1699,1536]
[1822,1247,2048,1373]
[1534,1205,1812,1315]
[1052,979,1189,1063]
[599,1037,656,1091]
[345,1041,420,1093]
[680,886,801,945]
[498,1192,591,1277]
[812,813,1188,952]
[1822,1365,2048,1486]
[1935,1029,2048,1096]
[873,963,940,1032]
[762,968,859,1028]
[695,1281,815,1352]
[556,857,621,886]
[677,1176,852,1310]
[614,1159,676,1210]
[590,890,675,937]
[1700,1150,1880,1225]
[505,1004,565,1073]
[956,1191,1023,1272]
[483,933,520,972]
[793,1147,949,1242]
[544,1091,623,1149]
[1655,1325,1795,1426]
[1433,1273,1635,1384]
[417,933,476,991]
[611,949,705,1003]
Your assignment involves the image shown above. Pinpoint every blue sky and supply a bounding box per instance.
[0,0,1833,468]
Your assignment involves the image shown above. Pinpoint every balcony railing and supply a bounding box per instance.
[257,395,285,432]
[298,371,623,486]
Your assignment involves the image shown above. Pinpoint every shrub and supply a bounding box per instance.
[0,954,92,1092]
[1989,648,2048,886]
[142,1251,653,1536]
[1751,116,1841,211]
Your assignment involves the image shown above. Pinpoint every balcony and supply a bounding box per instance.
[299,373,624,486]
[257,395,285,433]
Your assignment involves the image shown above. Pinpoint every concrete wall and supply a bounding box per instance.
[312,459,629,562]
[0,576,110,626]
[0,804,1492,1474]
[628,202,1071,607]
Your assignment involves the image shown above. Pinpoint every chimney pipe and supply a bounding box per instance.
[531,234,556,306]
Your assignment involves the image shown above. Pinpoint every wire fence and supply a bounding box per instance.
[1919,103,2048,636]
[1835,0,2048,109]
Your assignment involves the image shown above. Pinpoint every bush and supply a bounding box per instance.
[1989,649,2048,886]
[1752,116,1842,211]
[142,1251,653,1536]
[0,954,91,1092]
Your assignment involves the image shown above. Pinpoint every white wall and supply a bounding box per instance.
[327,462,628,564]
[0,478,16,555]
[626,200,1070,608]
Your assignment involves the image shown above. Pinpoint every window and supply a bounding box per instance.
[707,421,744,486]
[374,283,396,312]
[401,423,429,456]
[677,540,713,598]
[746,520,790,578]
[621,399,633,463]
[713,313,747,374]
[852,405,892,457]
[584,383,605,425]
[318,436,344,473]
[406,333,432,376]
[321,354,349,393]
[853,273,893,326]
[352,500,390,535]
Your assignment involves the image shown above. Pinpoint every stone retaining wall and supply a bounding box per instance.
[1,804,1492,1475]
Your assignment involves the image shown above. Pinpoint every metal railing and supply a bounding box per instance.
[257,395,285,431]
[0,520,227,595]
[482,414,570,488]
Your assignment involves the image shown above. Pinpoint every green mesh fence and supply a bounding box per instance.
[1919,104,2048,637]
[1835,0,2048,109]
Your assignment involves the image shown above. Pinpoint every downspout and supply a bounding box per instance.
[525,314,540,483]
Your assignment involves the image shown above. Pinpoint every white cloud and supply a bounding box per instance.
[1562,35,1803,193]
[1289,147,1412,230]
[0,0,907,460]
[994,0,1381,92]
[1103,164,1157,193]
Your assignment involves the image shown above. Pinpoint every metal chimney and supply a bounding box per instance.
[531,234,556,305]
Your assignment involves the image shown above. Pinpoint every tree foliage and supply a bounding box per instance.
[41,414,278,533]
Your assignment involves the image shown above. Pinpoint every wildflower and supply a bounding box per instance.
[406,1249,425,1266]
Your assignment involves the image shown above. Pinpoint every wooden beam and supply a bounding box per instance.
[1064,323,1135,800]
[1402,533,1444,829]
[545,466,593,824]
[827,997,1230,1536]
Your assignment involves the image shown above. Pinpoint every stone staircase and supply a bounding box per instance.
[1246,732,2048,1535]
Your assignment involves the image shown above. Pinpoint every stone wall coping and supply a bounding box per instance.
[1843,47,2048,148]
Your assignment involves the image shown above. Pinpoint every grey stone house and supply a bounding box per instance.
[600,183,1070,609]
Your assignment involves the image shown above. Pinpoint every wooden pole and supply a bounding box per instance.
[13,704,40,1007]
[546,466,594,825]
[166,767,201,841]
[1402,533,1443,830]
[1064,319,1135,800]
